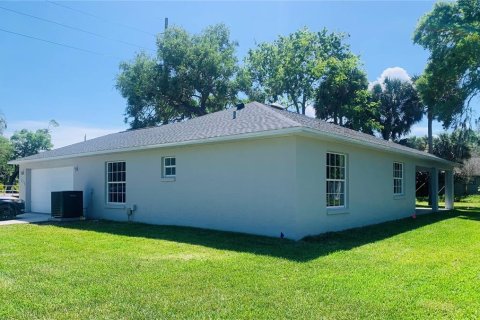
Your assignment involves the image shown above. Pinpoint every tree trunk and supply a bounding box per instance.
[427,109,433,154]
[381,129,389,141]
[301,95,306,115]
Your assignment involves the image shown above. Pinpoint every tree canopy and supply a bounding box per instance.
[241,28,352,115]
[10,129,53,160]
[401,129,477,163]
[117,24,239,129]
[0,135,12,184]
[314,56,380,134]
[399,136,428,152]
[432,130,473,163]
[5,128,53,185]
[371,77,424,141]
[414,0,480,151]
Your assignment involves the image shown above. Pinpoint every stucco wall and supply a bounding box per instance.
[19,134,453,240]
[295,136,418,237]
[20,136,299,239]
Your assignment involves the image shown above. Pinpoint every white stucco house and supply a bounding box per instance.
[11,102,455,240]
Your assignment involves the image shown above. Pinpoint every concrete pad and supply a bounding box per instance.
[0,213,50,226]
[415,207,449,215]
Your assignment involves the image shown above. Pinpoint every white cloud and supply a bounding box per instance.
[305,105,316,118]
[4,120,126,149]
[369,67,412,89]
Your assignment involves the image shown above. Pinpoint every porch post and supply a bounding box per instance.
[445,170,454,210]
[431,167,439,212]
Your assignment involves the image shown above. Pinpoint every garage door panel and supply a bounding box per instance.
[31,167,74,213]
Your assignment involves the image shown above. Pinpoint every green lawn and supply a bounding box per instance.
[1,200,480,319]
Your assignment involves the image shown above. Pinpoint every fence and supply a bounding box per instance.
[0,185,19,196]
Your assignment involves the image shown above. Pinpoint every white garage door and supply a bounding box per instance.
[31,167,74,213]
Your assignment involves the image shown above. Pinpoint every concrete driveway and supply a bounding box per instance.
[0,213,50,226]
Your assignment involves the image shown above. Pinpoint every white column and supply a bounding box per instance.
[445,170,454,210]
[431,167,439,212]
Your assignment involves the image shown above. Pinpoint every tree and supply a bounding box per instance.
[457,156,480,186]
[0,113,10,184]
[401,129,475,163]
[117,24,239,129]
[414,0,480,152]
[415,67,466,154]
[314,56,380,134]
[7,129,53,186]
[0,136,12,184]
[371,77,424,141]
[432,131,472,162]
[241,27,352,115]
[399,136,428,152]
[0,113,6,135]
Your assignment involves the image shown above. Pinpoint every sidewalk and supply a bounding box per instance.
[0,213,50,226]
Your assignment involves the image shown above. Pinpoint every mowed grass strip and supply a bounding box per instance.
[1,198,479,319]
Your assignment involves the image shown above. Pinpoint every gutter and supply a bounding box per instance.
[8,127,301,165]
[298,128,457,167]
[9,126,456,167]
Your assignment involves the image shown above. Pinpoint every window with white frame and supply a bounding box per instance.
[393,162,404,195]
[106,161,126,203]
[163,157,176,177]
[326,153,346,208]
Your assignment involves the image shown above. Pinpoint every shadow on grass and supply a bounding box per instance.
[456,208,480,222]
[47,208,478,262]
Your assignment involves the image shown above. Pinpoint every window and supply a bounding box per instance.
[106,161,126,204]
[393,162,404,195]
[326,153,346,208]
[163,157,176,177]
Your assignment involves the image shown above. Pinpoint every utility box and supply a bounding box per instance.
[51,191,83,218]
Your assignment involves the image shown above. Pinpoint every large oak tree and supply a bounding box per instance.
[117,24,239,129]
[241,28,352,115]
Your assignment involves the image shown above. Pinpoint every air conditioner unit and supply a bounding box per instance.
[51,191,83,218]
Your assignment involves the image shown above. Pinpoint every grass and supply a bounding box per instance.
[1,199,480,319]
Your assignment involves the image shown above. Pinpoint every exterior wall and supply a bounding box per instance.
[18,134,454,240]
[20,136,299,239]
[295,136,418,237]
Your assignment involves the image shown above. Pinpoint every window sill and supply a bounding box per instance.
[327,207,349,215]
[160,177,176,182]
[393,195,405,200]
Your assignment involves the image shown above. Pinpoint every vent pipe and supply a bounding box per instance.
[270,103,285,110]
[233,110,237,119]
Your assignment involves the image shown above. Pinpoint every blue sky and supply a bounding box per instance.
[0,1,464,148]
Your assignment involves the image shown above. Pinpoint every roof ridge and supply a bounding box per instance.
[248,102,302,127]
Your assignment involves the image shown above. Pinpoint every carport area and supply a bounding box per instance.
[0,213,50,226]
[416,165,454,213]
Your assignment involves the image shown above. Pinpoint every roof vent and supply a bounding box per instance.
[236,103,245,110]
[270,103,285,110]
[233,110,237,119]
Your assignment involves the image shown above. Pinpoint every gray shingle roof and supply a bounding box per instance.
[13,101,449,164]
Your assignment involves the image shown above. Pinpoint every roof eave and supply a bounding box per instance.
[9,125,457,168]
[298,127,457,168]
[8,127,303,165]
